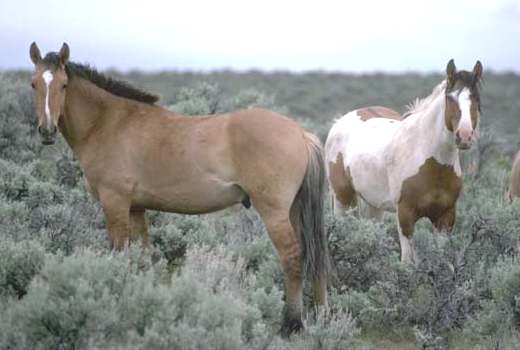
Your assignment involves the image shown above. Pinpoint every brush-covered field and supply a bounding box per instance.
[1,69,520,349]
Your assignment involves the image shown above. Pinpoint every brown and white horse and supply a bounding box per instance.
[325,60,483,263]
[29,42,329,335]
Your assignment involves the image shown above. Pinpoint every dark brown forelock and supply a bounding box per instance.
[447,70,482,111]
[41,52,159,104]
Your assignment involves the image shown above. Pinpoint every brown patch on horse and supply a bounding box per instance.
[328,152,356,207]
[444,96,461,132]
[509,151,520,201]
[357,106,402,121]
[398,157,462,236]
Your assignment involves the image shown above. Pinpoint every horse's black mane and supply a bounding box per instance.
[42,53,159,104]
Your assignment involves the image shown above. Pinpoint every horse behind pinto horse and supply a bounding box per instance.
[508,150,520,202]
[326,59,483,263]
[29,42,329,335]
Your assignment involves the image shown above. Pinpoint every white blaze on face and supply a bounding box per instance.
[453,87,473,134]
[42,70,54,126]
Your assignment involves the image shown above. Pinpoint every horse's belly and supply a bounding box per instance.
[354,178,395,211]
[349,157,395,211]
[133,180,245,214]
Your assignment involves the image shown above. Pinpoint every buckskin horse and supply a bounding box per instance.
[325,59,483,263]
[29,42,329,335]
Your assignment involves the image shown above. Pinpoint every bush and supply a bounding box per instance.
[2,70,520,348]
[167,81,283,116]
[0,239,45,298]
[461,258,520,348]
[0,247,166,349]
[0,246,283,350]
[0,73,40,162]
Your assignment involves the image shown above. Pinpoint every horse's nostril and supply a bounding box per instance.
[38,125,57,141]
[455,131,461,143]
[456,129,472,144]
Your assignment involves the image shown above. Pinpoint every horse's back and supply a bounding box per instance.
[326,107,402,164]
[355,106,402,121]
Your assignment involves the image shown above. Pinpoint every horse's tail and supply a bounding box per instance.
[291,132,329,287]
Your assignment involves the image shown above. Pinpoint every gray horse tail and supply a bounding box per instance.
[291,132,330,286]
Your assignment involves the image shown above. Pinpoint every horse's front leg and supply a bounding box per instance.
[433,207,456,234]
[432,207,456,249]
[397,205,417,264]
[130,209,150,247]
[99,189,132,250]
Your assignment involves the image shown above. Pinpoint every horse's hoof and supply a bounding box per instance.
[280,317,304,338]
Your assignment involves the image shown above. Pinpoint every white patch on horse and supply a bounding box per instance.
[42,70,53,126]
[456,88,472,132]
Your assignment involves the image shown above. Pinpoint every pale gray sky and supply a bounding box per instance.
[1,0,519,72]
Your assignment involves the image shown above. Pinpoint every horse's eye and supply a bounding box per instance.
[31,82,35,89]
[62,84,67,90]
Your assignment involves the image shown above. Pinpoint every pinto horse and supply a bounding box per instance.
[29,42,329,335]
[325,60,483,263]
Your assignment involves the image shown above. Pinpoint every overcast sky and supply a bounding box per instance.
[1,0,519,73]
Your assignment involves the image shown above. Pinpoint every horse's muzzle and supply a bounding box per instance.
[455,129,473,150]
[38,125,57,145]
[456,140,472,150]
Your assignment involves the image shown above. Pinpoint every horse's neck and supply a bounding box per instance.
[402,93,459,167]
[60,78,120,151]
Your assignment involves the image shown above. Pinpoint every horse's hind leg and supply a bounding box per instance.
[328,164,357,217]
[253,200,304,337]
[366,203,384,221]
[130,209,150,247]
[332,195,348,217]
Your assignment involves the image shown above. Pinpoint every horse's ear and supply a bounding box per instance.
[473,60,483,82]
[30,42,41,65]
[446,59,456,86]
[59,43,70,65]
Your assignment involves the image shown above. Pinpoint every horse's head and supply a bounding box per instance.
[29,42,70,145]
[444,59,483,150]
